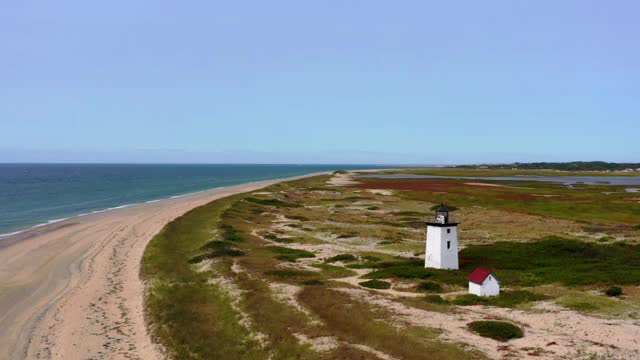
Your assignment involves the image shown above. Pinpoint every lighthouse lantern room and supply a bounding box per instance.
[425,204,459,270]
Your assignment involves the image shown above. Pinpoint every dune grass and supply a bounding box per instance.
[142,194,268,359]
[311,263,357,278]
[416,281,444,293]
[298,287,485,360]
[453,291,549,308]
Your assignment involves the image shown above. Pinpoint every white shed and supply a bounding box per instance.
[468,267,500,297]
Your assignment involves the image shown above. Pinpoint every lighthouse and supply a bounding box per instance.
[424,203,459,269]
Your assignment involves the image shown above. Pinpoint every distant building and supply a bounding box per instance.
[424,204,459,269]
[468,267,500,297]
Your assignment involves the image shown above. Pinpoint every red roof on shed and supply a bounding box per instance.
[468,267,494,285]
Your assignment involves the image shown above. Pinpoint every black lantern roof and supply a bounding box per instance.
[435,203,449,213]
[426,203,459,227]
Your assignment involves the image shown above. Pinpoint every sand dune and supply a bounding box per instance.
[0,173,325,360]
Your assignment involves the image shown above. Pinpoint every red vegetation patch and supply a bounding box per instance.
[352,180,502,192]
[353,180,471,192]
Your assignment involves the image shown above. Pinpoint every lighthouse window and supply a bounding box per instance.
[447,241,451,249]
[447,229,451,234]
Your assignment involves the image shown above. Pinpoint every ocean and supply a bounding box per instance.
[0,164,383,237]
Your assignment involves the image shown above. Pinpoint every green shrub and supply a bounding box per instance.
[311,264,357,278]
[362,260,467,285]
[424,295,448,304]
[221,224,242,242]
[337,232,358,239]
[189,239,245,263]
[460,237,640,286]
[453,294,489,306]
[263,233,294,243]
[285,215,308,221]
[333,170,349,174]
[245,197,300,208]
[325,254,357,263]
[265,269,314,278]
[302,279,324,285]
[363,255,382,262]
[605,286,623,297]
[467,321,524,342]
[265,246,315,262]
[359,280,392,289]
[489,290,549,308]
[416,282,443,293]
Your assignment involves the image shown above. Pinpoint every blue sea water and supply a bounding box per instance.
[0,164,384,236]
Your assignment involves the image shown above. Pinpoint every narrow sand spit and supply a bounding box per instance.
[0,172,327,360]
[327,173,360,186]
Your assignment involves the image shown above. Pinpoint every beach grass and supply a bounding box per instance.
[298,287,484,360]
[142,194,268,359]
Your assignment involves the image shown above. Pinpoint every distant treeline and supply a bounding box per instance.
[455,161,640,171]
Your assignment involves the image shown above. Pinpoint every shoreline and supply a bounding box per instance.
[0,187,226,242]
[0,167,397,240]
[0,171,331,359]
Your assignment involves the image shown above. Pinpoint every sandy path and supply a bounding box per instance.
[0,173,326,360]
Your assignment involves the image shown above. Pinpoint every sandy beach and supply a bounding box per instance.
[0,173,325,360]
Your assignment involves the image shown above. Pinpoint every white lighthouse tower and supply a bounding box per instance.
[425,204,459,269]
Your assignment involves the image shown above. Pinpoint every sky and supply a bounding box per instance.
[1,1,638,164]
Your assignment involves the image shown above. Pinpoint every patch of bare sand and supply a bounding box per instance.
[292,333,399,360]
[337,288,640,360]
[351,344,400,360]
[293,333,339,352]
[327,173,360,186]
[366,189,395,196]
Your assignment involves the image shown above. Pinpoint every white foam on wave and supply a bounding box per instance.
[0,186,228,239]
[0,218,69,238]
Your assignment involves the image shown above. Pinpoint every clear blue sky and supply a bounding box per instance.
[1,1,638,164]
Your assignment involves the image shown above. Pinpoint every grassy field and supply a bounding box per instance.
[142,169,640,359]
[353,176,640,225]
